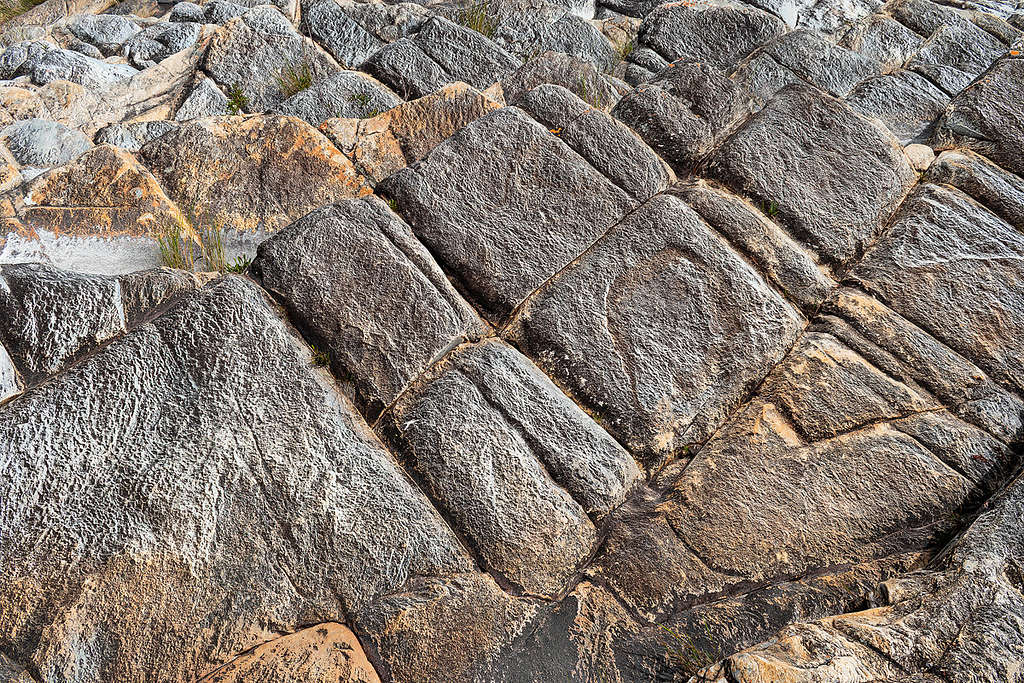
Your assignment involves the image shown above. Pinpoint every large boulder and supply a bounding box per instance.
[0,118,91,167]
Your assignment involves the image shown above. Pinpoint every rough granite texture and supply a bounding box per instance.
[1,0,1024,680]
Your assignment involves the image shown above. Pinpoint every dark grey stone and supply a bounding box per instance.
[845,69,950,144]
[250,196,488,421]
[925,149,1024,231]
[506,193,803,462]
[304,0,385,69]
[515,84,674,201]
[636,0,787,72]
[412,16,521,91]
[67,13,140,55]
[708,84,916,266]
[361,38,450,100]
[274,70,401,126]
[379,106,635,323]
[381,339,600,597]
[761,29,882,97]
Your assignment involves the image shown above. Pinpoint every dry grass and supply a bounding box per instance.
[0,0,47,23]
[457,0,499,38]
[157,211,245,273]
[276,62,313,99]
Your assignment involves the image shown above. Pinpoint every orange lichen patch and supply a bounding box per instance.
[141,114,371,233]
[21,145,180,238]
[197,622,380,683]
[1011,50,1021,56]
[319,83,501,186]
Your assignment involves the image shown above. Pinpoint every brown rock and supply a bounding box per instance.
[140,115,371,234]
[198,623,380,683]
[320,82,501,186]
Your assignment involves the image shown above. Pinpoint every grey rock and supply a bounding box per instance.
[908,22,1007,94]
[656,332,982,589]
[729,50,806,104]
[382,339,600,597]
[822,287,1024,443]
[355,573,537,683]
[699,454,1024,681]
[274,70,401,126]
[500,51,620,109]
[925,149,1024,230]
[0,41,52,80]
[95,120,178,151]
[0,339,23,405]
[250,196,488,420]
[708,84,916,266]
[0,263,195,384]
[361,37,451,99]
[168,1,204,22]
[378,106,635,323]
[122,21,202,69]
[852,182,1024,395]
[635,0,787,72]
[507,193,803,462]
[67,38,104,59]
[28,48,138,89]
[515,84,674,201]
[412,16,521,91]
[303,0,386,68]
[612,60,747,169]
[202,0,249,23]
[0,275,473,680]
[672,180,836,311]
[67,13,140,55]
[845,69,950,144]
[0,118,91,167]
[761,29,882,97]
[935,56,1024,176]
[173,76,229,119]
[840,13,924,70]
[202,6,341,112]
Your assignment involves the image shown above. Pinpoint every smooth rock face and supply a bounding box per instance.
[379,106,635,323]
[508,193,803,461]
[709,84,916,266]
[139,115,371,234]
[251,197,488,420]
[0,276,472,681]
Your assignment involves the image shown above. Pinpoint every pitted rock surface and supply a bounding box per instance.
[1,0,1024,679]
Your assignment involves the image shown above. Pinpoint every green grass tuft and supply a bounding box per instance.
[276,62,314,99]
[457,0,498,38]
[226,83,249,115]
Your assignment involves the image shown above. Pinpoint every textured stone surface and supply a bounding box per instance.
[274,70,401,127]
[709,84,916,266]
[381,339,603,596]
[0,275,471,681]
[379,106,635,323]
[202,6,340,112]
[0,118,91,167]
[319,81,502,185]
[139,115,371,234]
[3,0,1024,678]
[251,197,488,420]
[508,193,803,461]
[20,144,181,242]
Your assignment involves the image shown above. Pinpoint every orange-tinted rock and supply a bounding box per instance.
[198,623,380,683]
[140,115,371,233]
[21,144,180,238]
[320,82,501,185]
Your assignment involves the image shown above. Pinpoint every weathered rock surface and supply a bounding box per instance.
[251,196,488,420]
[139,115,371,234]
[2,0,1024,679]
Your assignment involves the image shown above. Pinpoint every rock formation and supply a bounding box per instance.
[0,0,1022,679]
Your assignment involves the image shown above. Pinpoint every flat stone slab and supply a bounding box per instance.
[379,106,635,324]
[709,84,916,266]
[507,193,803,462]
[382,339,604,597]
[251,196,488,420]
